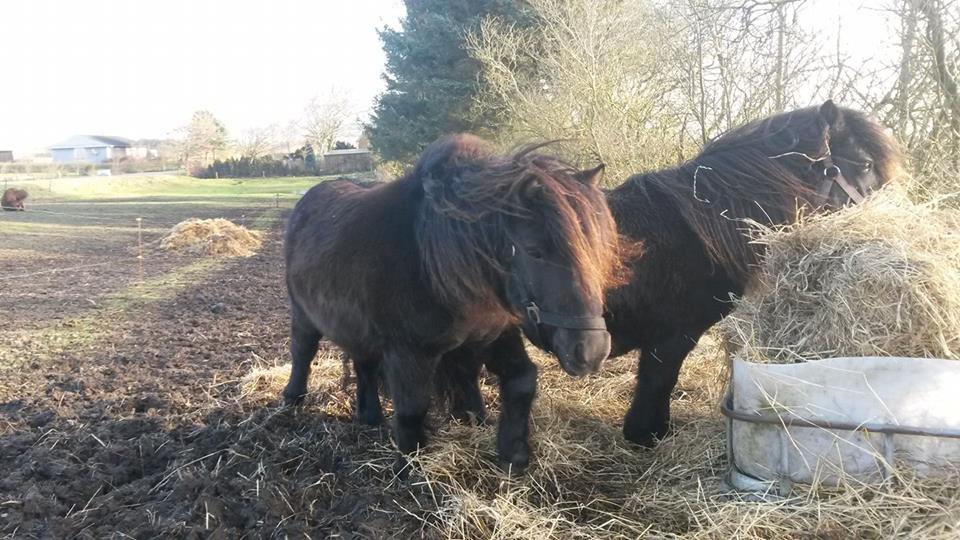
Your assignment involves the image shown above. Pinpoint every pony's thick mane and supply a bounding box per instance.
[412,134,620,307]
[630,105,904,284]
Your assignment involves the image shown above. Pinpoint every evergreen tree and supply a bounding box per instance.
[367,0,529,162]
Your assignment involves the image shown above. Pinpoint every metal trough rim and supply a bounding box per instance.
[720,395,960,440]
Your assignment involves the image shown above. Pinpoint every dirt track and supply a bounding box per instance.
[0,199,429,538]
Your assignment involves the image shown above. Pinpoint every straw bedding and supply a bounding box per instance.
[397,187,959,538]
[235,186,960,538]
[246,339,960,538]
[159,218,263,257]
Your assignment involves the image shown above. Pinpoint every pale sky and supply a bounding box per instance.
[0,0,893,156]
[802,1,895,61]
[0,0,404,154]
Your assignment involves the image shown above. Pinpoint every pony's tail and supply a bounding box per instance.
[433,349,487,423]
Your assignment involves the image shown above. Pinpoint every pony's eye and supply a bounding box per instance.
[525,247,545,260]
[862,161,873,173]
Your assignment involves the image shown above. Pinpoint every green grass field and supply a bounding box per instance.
[6,173,367,203]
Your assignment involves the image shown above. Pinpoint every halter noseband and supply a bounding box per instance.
[815,154,865,204]
[522,301,608,330]
[505,243,607,347]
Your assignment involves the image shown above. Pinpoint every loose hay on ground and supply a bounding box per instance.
[393,340,960,539]
[240,348,355,419]
[721,188,960,363]
[160,218,263,257]
[239,336,960,537]
[341,185,959,537]
[229,188,960,537]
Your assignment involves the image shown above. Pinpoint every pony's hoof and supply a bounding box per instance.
[498,442,530,474]
[623,423,669,448]
[357,408,383,426]
[625,432,657,448]
[498,457,529,475]
[282,392,305,407]
[392,454,414,480]
[451,408,487,426]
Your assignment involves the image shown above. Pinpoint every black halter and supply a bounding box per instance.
[815,154,865,204]
[504,243,607,348]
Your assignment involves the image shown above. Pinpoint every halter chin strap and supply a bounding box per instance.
[816,155,865,204]
[505,243,607,347]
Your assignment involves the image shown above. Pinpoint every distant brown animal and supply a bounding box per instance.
[1,188,27,211]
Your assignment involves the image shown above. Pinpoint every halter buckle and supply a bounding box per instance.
[525,302,541,324]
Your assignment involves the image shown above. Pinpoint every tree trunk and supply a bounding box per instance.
[896,0,918,140]
[774,2,786,111]
[919,0,960,167]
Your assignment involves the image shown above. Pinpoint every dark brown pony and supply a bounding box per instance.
[444,101,905,446]
[1,188,27,211]
[283,134,620,469]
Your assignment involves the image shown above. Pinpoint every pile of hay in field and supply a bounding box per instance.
[721,188,960,364]
[159,218,263,257]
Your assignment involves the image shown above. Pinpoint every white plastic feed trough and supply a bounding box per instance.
[723,356,960,494]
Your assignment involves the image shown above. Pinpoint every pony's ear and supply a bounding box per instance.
[421,173,444,201]
[416,133,493,200]
[523,177,544,200]
[819,100,843,130]
[574,164,605,186]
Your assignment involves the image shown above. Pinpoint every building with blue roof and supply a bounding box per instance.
[50,135,133,164]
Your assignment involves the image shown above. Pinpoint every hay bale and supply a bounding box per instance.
[721,188,960,363]
[159,218,263,257]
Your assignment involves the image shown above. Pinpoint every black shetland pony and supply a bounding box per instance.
[283,134,620,469]
[444,101,905,446]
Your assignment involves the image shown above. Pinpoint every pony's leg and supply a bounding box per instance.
[438,346,486,424]
[483,330,537,471]
[354,355,383,426]
[623,333,698,446]
[383,350,439,454]
[282,303,321,406]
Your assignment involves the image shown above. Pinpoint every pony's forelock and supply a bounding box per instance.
[413,136,620,307]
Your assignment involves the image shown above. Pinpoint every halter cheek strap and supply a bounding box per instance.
[505,243,607,345]
[817,156,865,204]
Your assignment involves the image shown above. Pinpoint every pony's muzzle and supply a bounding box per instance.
[552,328,611,376]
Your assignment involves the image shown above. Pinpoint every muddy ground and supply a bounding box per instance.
[0,196,432,538]
[9,189,946,539]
